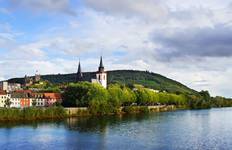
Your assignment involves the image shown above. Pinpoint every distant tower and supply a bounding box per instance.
[34,70,41,82]
[96,56,107,88]
[76,60,83,82]
[24,75,33,87]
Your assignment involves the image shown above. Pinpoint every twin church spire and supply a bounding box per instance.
[76,56,107,88]
[76,60,83,82]
[98,56,105,73]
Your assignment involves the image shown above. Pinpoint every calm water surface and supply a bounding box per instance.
[0,108,232,150]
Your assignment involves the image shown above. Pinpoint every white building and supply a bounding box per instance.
[91,56,107,88]
[0,91,10,108]
[30,93,46,107]
[0,81,22,92]
[0,81,8,91]
[10,97,21,108]
[8,83,22,92]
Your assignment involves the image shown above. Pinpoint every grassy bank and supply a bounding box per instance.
[0,105,176,122]
[0,107,66,121]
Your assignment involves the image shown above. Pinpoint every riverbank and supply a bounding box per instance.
[65,105,177,117]
[0,105,177,122]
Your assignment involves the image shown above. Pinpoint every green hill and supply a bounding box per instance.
[7,70,197,95]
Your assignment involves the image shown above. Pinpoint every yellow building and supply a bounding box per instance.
[0,91,10,108]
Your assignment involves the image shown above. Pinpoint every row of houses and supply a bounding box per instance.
[0,90,62,108]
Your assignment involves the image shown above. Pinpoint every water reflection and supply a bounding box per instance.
[65,113,160,133]
[0,119,64,129]
[0,109,231,150]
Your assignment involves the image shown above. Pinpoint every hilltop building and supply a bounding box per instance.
[24,71,41,87]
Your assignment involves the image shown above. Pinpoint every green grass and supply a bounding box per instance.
[0,107,67,121]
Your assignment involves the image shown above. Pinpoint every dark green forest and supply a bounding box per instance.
[8,70,197,95]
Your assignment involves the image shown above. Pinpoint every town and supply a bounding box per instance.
[0,57,107,108]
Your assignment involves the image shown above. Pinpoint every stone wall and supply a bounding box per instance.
[65,105,176,116]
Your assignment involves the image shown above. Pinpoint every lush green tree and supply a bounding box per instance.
[62,82,92,107]
[121,86,136,106]
[87,84,111,115]
[108,84,124,108]
[5,98,11,108]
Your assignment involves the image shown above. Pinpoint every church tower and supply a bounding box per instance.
[76,60,83,82]
[96,56,107,88]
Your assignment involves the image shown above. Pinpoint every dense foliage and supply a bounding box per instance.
[61,82,178,115]
[62,82,232,115]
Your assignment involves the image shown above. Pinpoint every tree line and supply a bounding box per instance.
[61,82,232,115]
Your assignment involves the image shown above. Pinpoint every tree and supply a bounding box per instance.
[62,82,92,107]
[32,99,37,107]
[87,83,111,115]
[199,90,211,101]
[121,86,136,106]
[108,84,123,108]
[5,98,11,108]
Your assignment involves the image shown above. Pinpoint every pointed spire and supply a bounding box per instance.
[100,56,104,68]
[76,59,83,82]
[78,60,82,74]
[98,56,104,72]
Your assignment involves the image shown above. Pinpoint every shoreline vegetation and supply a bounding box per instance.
[1,81,232,122]
[62,82,232,113]
[0,105,176,122]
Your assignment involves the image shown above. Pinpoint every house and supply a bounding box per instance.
[0,90,10,108]
[10,91,31,108]
[0,81,21,92]
[0,82,8,91]
[31,93,46,107]
[8,83,22,92]
[44,93,62,107]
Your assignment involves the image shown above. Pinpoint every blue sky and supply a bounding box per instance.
[1,0,232,97]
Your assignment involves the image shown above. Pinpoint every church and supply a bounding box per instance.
[76,56,107,88]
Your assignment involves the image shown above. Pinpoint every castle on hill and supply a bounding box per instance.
[76,56,107,88]
[24,71,41,87]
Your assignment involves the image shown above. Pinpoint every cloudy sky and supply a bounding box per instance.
[0,0,232,97]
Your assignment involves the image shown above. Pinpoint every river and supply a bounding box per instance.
[0,108,232,150]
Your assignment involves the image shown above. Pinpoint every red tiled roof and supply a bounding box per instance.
[44,93,62,99]
[15,90,32,93]
[0,90,6,95]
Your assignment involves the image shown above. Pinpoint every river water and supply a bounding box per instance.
[0,108,232,150]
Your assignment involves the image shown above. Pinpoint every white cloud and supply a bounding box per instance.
[1,0,232,97]
[84,0,170,22]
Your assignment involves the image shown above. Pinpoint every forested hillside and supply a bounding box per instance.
[7,70,197,95]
